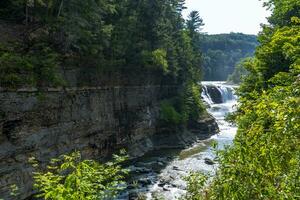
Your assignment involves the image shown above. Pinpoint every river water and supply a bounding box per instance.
[119,81,238,200]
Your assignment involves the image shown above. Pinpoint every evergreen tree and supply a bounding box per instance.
[186,11,204,34]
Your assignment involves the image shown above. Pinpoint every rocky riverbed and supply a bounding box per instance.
[117,82,238,200]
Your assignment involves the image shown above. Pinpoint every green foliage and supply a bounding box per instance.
[142,49,169,73]
[151,192,166,200]
[182,82,206,121]
[29,151,129,200]
[0,49,34,88]
[256,26,300,80]
[265,0,300,27]
[200,33,258,81]
[227,58,250,84]
[160,100,183,125]
[181,172,209,200]
[0,43,63,88]
[160,82,205,127]
[207,82,300,200]
[59,0,116,57]
[9,184,20,197]
[0,0,203,88]
[187,11,205,35]
[151,49,169,73]
[224,112,237,125]
[0,0,24,21]
[184,1,300,199]
[183,82,300,200]
[238,25,300,98]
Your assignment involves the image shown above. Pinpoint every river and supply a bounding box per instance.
[119,81,238,200]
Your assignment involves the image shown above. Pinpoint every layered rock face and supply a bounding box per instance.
[0,85,167,199]
[0,84,218,200]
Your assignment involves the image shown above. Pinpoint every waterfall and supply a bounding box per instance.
[201,81,237,104]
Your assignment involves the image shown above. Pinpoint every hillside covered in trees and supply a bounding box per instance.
[200,33,258,81]
[0,0,204,89]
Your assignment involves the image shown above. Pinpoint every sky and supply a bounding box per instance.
[183,0,271,35]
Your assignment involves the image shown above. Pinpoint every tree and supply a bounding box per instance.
[186,11,204,34]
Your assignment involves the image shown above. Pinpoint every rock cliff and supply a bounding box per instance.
[0,83,218,199]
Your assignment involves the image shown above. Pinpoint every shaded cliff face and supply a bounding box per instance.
[0,84,218,200]
[0,85,173,199]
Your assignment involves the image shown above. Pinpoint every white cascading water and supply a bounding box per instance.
[201,82,237,149]
[202,81,237,103]
[201,84,214,104]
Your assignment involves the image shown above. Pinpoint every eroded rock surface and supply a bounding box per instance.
[0,85,218,200]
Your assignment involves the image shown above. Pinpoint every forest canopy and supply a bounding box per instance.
[0,0,203,88]
[199,33,258,81]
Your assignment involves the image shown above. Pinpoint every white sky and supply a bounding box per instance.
[183,0,271,35]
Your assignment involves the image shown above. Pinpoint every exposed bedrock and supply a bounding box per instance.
[205,85,223,104]
[0,84,218,200]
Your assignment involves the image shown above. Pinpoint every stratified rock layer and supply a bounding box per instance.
[0,85,218,200]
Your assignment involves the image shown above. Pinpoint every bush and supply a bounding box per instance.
[0,50,35,88]
[160,100,183,125]
[0,43,64,88]
[151,49,169,73]
[29,150,129,200]
[142,49,169,73]
[159,83,206,127]
[182,82,206,121]
[181,172,209,200]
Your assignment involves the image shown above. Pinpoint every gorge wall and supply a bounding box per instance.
[0,76,218,199]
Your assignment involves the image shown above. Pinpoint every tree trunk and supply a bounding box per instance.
[57,0,64,17]
[25,3,28,26]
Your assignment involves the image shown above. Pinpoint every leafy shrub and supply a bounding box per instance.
[160,100,183,125]
[0,43,64,88]
[29,45,64,87]
[181,172,209,200]
[182,82,206,121]
[142,49,169,73]
[151,49,169,73]
[0,50,35,87]
[29,150,129,200]
[160,83,206,127]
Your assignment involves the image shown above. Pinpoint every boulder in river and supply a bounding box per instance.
[204,158,215,165]
[138,178,152,186]
[206,85,223,104]
[163,186,171,191]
